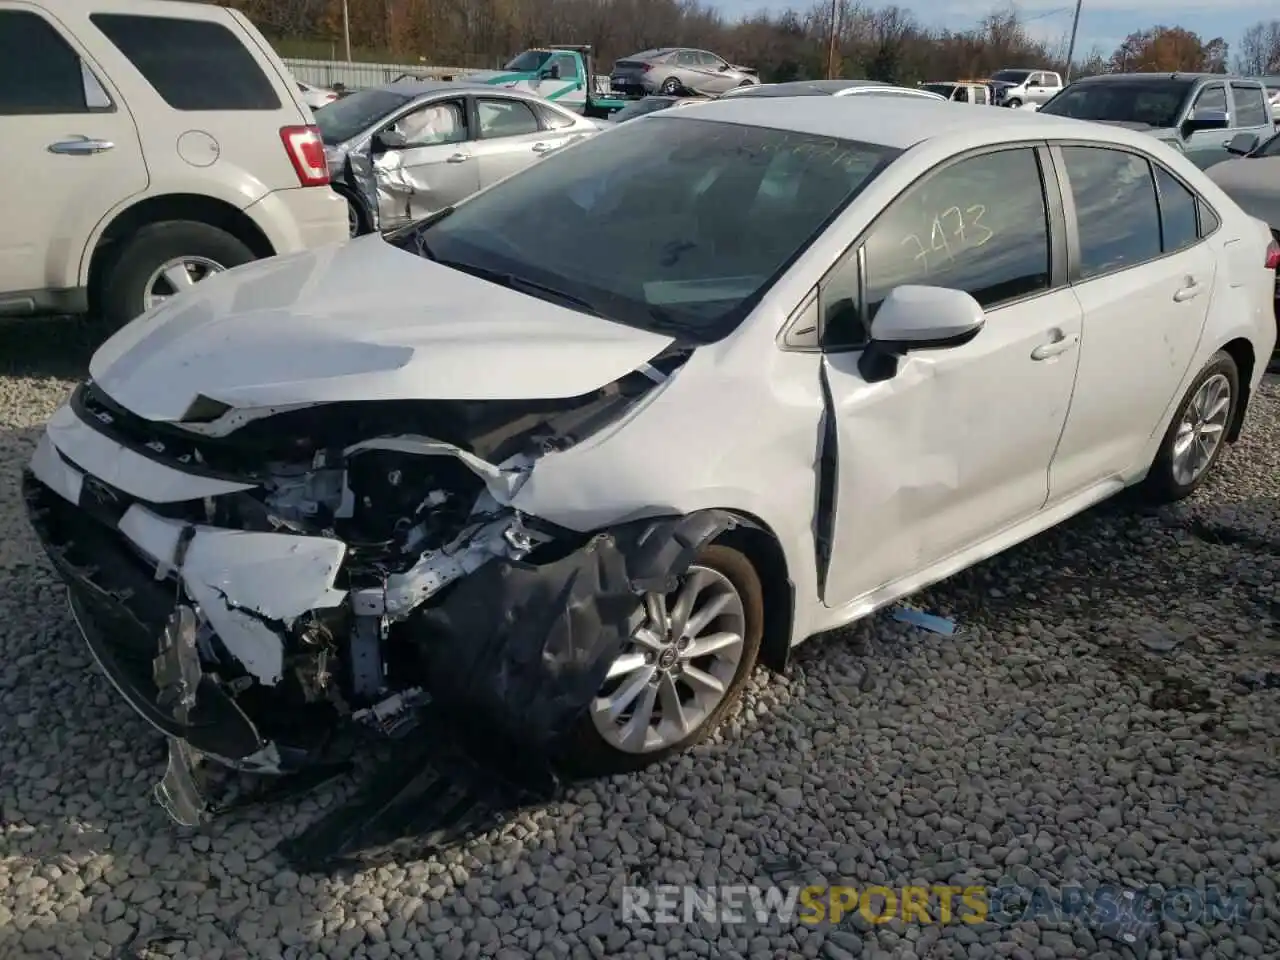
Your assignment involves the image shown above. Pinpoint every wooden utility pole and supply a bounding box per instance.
[826,0,840,79]
[1064,0,1083,81]
[342,0,351,61]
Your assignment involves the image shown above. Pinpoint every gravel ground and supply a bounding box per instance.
[0,319,1276,960]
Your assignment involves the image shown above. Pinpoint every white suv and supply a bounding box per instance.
[0,0,348,333]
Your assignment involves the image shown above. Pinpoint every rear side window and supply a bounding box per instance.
[534,103,576,130]
[0,11,93,115]
[1231,83,1268,127]
[1153,166,1199,253]
[1060,146,1160,279]
[477,98,539,138]
[90,14,281,111]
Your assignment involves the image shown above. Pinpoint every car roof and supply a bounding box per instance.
[658,95,1168,152]
[1070,72,1232,83]
[378,80,538,98]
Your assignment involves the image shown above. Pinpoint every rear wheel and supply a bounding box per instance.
[99,221,254,332]
[563,544,763,775]
[1140,350,1239,503]
[1006,98,1023,108]
[660,76,682,95]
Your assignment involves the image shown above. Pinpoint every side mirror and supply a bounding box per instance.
[857,285,985,383]
[1183,108,1229,135]
[1226,131,1259,155]
[373,129,408,152]
[541,64,561,80]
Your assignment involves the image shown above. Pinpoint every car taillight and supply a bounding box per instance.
[279,124,329,187]
[324,93,338,103]
[1267,238,1280,270]
[640,63,651,72]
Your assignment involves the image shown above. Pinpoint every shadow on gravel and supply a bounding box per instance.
[1,385,1275,958]
[0,316,98,380]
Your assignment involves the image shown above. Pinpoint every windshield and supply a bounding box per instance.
[991,70,1031,84]
[315,88,413,144]
[611,97,677,122]
[505,50,553,72]
[1037,79,1194,128]
[401,117,899,343]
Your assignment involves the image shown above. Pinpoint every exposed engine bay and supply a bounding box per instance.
[24,346,727,833]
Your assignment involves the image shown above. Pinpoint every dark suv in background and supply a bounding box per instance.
[1038,73,1274,169]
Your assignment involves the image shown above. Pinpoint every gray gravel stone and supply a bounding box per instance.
[0,326,1276,960]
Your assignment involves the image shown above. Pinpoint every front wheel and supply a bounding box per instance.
[563,544,763,775]
[1006,98,1023,108]
[1140,350,1239,503]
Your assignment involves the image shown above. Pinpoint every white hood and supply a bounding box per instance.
[90,236,675,423]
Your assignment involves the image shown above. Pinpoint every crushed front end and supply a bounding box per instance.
[24,356,695,826]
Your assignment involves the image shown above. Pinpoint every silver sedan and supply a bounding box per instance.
[610,48,759,97]
[316,81,600,235]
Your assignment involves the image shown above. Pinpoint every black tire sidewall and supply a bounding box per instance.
[100,221,255,332]
[560,542,764,777]
[1145,350,1239,502]
[1007,99,1022,108]
[661,77,681,95]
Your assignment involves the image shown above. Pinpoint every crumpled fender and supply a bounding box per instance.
[413,509,745,752]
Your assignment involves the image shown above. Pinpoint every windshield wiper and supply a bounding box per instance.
[434,259,605,316]
[385,206,456,259]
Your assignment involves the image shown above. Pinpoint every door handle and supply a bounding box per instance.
[48,136,114,156]
[445,153,468,163]
[1030,331,1080,361]
[1173,279,1202,302]
[532,142,554,154]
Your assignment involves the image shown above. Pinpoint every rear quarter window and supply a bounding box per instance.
[90,13,282,111]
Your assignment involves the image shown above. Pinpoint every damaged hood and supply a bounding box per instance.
[89,236,676,422]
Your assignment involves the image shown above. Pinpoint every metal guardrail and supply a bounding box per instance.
[283,57,469,90]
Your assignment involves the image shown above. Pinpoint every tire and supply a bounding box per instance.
[561,543,764,776]
[99,220,255,333]
[737,79,753,87]
[1140,350,1239,503]
[1006,98,1023,108]
[660,76,682,95]
[339,189,372,237]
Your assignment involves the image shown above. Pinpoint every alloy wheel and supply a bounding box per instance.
[142,256,226,312]
[1171,372,1231,486]
[590,564,746,754]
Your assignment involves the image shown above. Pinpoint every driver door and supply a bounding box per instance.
[372,97,477,228]
[1182,82,1230,168]
[697,51,736,94]
[816,146,1080,607]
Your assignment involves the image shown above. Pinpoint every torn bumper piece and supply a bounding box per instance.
[415,509,741,753]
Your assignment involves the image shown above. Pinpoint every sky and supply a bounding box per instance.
[707,0,1273,64]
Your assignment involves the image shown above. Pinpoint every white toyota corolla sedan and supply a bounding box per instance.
[24,97,1277,824]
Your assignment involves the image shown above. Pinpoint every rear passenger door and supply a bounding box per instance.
[1048,145,1217,500]
[470,96,552,187]
[0,3,146,302]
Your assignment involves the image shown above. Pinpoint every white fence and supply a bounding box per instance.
[283,57,472,90]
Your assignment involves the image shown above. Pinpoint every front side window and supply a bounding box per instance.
[546,53,578,80]
[1060,146,1160,279]
[477,98,539,138]
[403,117,899,343]
[1231,83,1268,126]
[0,11,96,115]
[1038,79,1194,128]
[1192,83,1227,116]
[991,70,1032,84]
[842,148,1050,343]
[90,14,280,111]
[393,99,467,147]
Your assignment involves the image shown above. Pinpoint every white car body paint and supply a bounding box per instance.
[30,98,1278,688]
